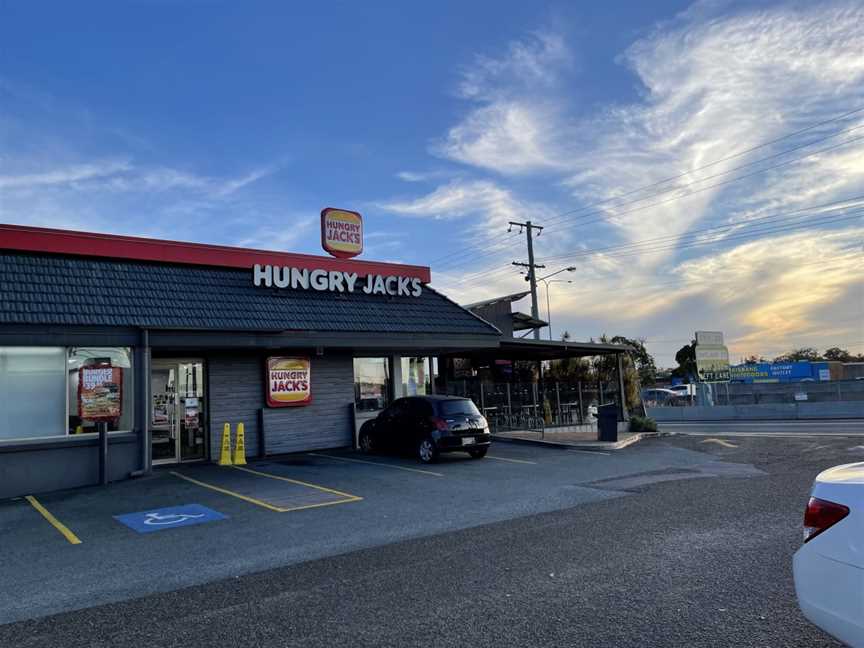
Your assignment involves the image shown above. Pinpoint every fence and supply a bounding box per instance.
[441,380,624,434]
[648,379,864,407]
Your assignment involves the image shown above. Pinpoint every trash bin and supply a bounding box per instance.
[596,403,618,442]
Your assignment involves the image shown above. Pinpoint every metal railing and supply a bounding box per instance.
[441,379,624,434]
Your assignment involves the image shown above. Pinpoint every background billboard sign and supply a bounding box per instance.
[695,346,731,382]
[266,356,312,407]
[729,361,830,383]
[695,331,724,346]
[321,208,363,258]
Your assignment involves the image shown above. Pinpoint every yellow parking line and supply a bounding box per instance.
[309,452,444,477]
[485,455,537,465]
[171,471,285,512]
[232,465,363,501]
[172,470,361,513]
[25,495,82,545]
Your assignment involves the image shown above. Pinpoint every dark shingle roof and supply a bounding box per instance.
[0,252,500,336]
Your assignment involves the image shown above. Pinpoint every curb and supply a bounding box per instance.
[493,431,668,451]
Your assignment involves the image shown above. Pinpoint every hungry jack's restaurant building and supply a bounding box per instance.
[0,218,503,499]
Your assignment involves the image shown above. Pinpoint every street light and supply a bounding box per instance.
[521,265,577,340]
[540,278,573,341]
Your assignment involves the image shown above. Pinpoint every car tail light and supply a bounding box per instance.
[430,417,449,431]
[803,496,849,543]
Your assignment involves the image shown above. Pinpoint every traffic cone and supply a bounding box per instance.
[232,422,247,466]
[218,423,233,466]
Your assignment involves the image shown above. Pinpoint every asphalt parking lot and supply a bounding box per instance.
[0,438,741,624]
[3,432,861,647]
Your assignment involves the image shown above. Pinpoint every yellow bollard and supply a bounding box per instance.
[218,423,233,466]
[233,422,247,466]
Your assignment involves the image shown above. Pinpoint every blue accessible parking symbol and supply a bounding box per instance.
[114,504,227,534]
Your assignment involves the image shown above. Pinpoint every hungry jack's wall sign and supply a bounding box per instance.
[253,264,423,297]
[266,356,312,407]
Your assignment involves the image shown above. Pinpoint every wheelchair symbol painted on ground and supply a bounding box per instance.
[114,504,227,534]
[143,511,207,526]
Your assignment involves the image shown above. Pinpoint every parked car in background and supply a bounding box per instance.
[668,384,694,399]
[358,395,491,463]
[641,388,683,406]
[793,462,864,647]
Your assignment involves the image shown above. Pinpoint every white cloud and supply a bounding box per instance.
[432,31,572,175]
[0,160,132,189]
[395,170,454,183]
[564,2,864,259]
[376,179,553,236]
[458,31,570,100]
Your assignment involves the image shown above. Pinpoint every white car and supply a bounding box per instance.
[793,462,864,647]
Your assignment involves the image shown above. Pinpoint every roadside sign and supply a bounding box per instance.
[695,330,730,382]
[114,504,226,534]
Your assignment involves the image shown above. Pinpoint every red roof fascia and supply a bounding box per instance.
[0,223,431,283]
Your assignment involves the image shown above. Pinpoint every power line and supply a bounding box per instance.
[440,198,864,287]
[530,254,863,301]
[436,131,864,275]
[427,106,864,267]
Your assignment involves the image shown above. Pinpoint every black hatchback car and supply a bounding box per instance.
[358,395,491,463]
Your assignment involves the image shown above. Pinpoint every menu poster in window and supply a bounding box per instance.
[266,356,312,407]
[78,365,123,421]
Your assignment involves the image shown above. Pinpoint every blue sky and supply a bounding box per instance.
[1,0,862,365]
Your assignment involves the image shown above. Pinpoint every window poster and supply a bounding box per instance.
[79,364,123,421]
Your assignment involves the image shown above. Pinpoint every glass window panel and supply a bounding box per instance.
[67,347,134,434]
[354,358,390,412]
[401,357,430,397]
[0,347,66,440]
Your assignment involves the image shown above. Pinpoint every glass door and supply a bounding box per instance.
[151,359,207,464]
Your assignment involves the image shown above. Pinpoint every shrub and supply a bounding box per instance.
[629,415,658,433]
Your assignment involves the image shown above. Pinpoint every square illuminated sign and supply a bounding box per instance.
[266,356,312,407]
[321,208,363,258]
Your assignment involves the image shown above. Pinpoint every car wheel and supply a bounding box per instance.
[359,431,374,453]
[468,448,487,459]
[417,437,439,464]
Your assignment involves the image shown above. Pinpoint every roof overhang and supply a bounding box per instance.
[0,223,431,283]
[463,291,530,310]
[511,311,548,331]
[442,337,632,360]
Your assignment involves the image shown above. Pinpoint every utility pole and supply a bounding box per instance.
[510,220,544,340]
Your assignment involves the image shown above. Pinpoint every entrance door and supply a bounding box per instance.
[151,359,207,464]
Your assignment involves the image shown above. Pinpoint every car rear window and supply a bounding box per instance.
[438,399,480,416]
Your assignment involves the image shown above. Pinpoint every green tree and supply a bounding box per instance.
[774,347,821,362]
[609,335,657,386]
[672,340,697,380]
[823,347,852,362]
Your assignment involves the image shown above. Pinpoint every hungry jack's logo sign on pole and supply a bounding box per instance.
[321,208,363,259]
[266,357,312,407]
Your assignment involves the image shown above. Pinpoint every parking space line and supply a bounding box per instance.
[485,455,537,465]
[170,471,285,512]
[232,466,364,501]
[24,495,82,545]
[308,453,444,477]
